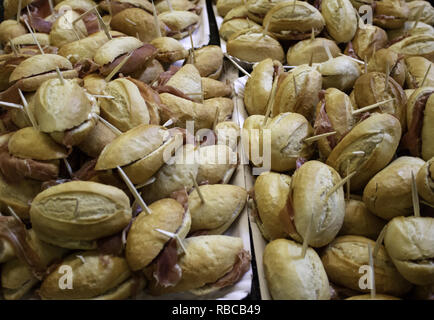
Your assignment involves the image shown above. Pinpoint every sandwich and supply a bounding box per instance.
[196,144,238,184]
[217,0,245,17]
[286,38,341,66]
[186,45,224,80]
[388,34,434,62]
[313,88,355,159]
[150,37,189,64]
[39,251,144,299]
[265,112,314,172]
[283,160,346,247]
[264,239,331,300]
[349,24,388,60]
[373,0,409,29]
[126,198,191,290]
[0,20,27,46]
[99,0,154,15]
[93,36,158,77]
[339,199,386,240]
[146,235,250,296]
[252,171,291,241]
[405,56,434,89]
[363,157,426,220]
[0,127,68,184]
[262,1,325,41]
[110,8,167,43]
[188,184,247,236]
[215,121,240,151]
[226,27,285,64]
[29,181,132,249]
[321,235,412,296]
[401,87,434,161]
[326,113,402,191]
[245,0,292,24]
[316,56,362,92]
[416,157,434,205]
[95,124,181,185]
[321,0,357,43]
[158,10,200,40]
[368,48,407,87]
[407,1,434,25]
[31,78,99,147]
[271,65,322,122]
[384,216,434,286]
[202,78,231,100]
[244,58,283,116]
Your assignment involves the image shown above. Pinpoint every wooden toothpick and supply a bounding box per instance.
[105,51,134,82]
[7,206,21,223]
[55,67,65,85]
[262,75,279,127]
[301,211,314,259]
[48,0,54,14]
[0,101,23,109]
[93,8,112,40]
[338,53,365,65]
[96,114,121,135]
[151,0,162,38]
[63,158,73,177]
[421,64,432,88]
[324,41,333,61]
[385,63,390,91]
[17,0,22,23]
[310,26,315,41]
[117,166,152,215]
[326,171,357,200]
[73,6,98,25]
[9,39,19,56]
[411,171,420,217]
[190,172,205,203]
[303,131,337,144]
[155,228,188,255]
[308,51,314,67]
[18,89,39,130]
[352,98,395,115]
[23,19,44,55]
[188,27,196,63]
[224,53,251,78]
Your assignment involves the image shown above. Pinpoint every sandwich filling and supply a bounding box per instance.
[401,91,433,157]
[314,91,338,150]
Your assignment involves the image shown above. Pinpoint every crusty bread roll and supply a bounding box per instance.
[150,37,188,64]
[0,20,27,45]
[322,0,357,43]
[202,77,231,100]
[30,181,132,249]
[351,24,388,60]
[99,78,150,132]
[363,157,426,220]
[339,199,386,240]
[39,251,142,300]
[286,38,341,66]
[405,56,434,89]
[416,157,434,204]
[126,198,190,271]
[384,216,434,285]
[96,124,178,184]
[165,64,202,102]
[244,58,282,116]
[49,10,88,48]
[389,34,434,62]
[373,0,409,29]
[289,160,345,247]
[146,235,249,295]
[321,235,412,296]
[368,48,407,87]
[186,45,224,80]
[196,145,237,184]
[93,36,143,66]
[317,56,361,92]
[264,239,330,300]
[188,184,247,235]
[266,112,314,172]
[253,171,291,241]
[326,113,402,191]
[110,8,166,43]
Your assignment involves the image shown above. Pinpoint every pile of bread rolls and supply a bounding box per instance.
[215,0,434,300]
[0,0,252,300]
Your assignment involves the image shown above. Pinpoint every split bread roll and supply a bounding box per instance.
[321,235,413,296]
[384,216,434,286]
[286,160,345,248]
[326,113,402,191]
[416,157,434,204]
[188,184,247,235]
[339,199,386,240]
[196,145,237,185]
[363,157,425,220]
[146,235,251,296]
[126,198,191,271]
[226,28,285,63]
[263,239,331,300]
[253,171,291,241]
[96,124,180,185]
[39,251,144,300]
[286,38,340,66]
[29,181,132,250]
[265,112,314,172]
[322,0,357,43]
[244,58,282,116]
[186,45,224,80]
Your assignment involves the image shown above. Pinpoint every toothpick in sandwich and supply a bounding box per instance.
[117,166,152,215]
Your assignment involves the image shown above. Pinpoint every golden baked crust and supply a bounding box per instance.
[322,0,357,43]
[264,239,330,300]
[286,38,341,66]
